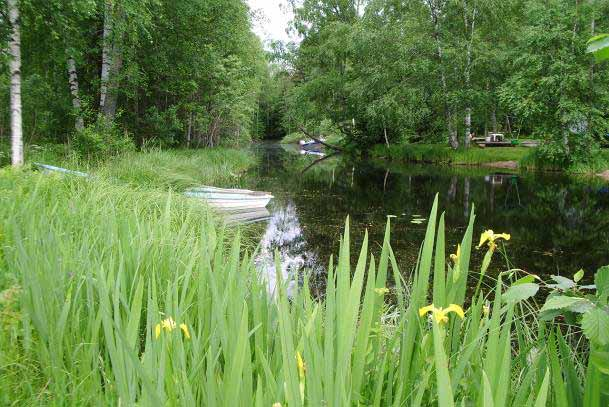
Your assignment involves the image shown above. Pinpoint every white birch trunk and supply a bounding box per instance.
[8,0,23,166]
[102,46,123,119]
[464,107,472,147]
[463,1,477,148]
[67,57,85,131]
[428,0,459,149]
[99,0,113,115]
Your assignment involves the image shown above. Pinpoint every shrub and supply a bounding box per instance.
[71,118,135,160]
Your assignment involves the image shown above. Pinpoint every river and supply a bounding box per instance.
[237,142,609,294]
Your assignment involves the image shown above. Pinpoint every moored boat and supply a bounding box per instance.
[184,186,274,210]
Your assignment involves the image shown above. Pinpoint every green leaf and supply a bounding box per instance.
[581,308,609,346]
[503,283,539,303]
[549,275,576,291]
[574,269,584,283]
[587,34,609,62]
[513,275,538,286]
[590,351,609,375]
[540,295,594,314]
[595,266,609,302]
[534,368,551,407]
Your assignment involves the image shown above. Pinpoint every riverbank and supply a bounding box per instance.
[372,143,532,166]
[371,143,609,176]
[0,144,256,191]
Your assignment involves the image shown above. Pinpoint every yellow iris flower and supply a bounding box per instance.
[374,287,389,295]
[296,351,306,379]
[296,351,306,402]
[154,317,190,339]
[477,230,511,251]
[450,244,461,264]
[419,304,465,324]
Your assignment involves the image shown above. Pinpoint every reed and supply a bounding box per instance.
[0,169,602,405]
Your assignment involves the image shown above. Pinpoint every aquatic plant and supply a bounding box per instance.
[0,171,605,405]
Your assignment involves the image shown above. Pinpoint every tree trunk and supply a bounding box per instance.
[8,0,23,166]
[429,0,459,149]
[449,121,459,149]
[102,48,123,119]
[67,56,85,131]
[187,111,193,148]
[491,108,497,133]
[463,1,477,149]
[464,107,472,148]
[99,0,114,116]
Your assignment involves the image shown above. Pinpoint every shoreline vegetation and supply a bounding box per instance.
[0,144,256,192]
[1,161,607,403]
[371,144,609,177]
[279,131,609,178]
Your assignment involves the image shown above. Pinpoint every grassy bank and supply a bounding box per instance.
[99,148,255,191]
[372,143,609,175]
[372,143,532,166]
[1,143,256,191]
[1,156,606,404]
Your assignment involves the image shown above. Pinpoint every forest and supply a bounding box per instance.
[0,0,267,157]
[1,0,608,169]
[262,0,609,169]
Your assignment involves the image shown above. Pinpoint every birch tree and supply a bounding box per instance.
[427,0,459,149]
[7,0,23,166]
[99,0,114,119]
[67,55,84,131]
[462,0,477,148]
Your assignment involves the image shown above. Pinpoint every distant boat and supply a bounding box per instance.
[184,186,274,210]
[34,163,90,177]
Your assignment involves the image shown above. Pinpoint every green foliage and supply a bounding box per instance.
[0,0,266,148]
[267,0,609,169]
[539,265,609,397]
[71,119,135,159]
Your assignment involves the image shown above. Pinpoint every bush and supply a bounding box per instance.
[532,133,605,172]
[71,118,135,160]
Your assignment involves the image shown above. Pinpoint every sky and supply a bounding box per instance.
[247,0,299,45]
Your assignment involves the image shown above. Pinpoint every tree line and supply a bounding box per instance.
[261,0,609,166]
[1,0,268,165]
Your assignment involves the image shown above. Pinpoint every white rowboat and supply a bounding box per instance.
[184,186,274,210]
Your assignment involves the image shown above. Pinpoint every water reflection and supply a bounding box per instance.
[254,201,324,296]
[244,143,609,289]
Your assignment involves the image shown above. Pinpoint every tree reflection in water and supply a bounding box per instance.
[244,143,609,290]
[255,201,325,297]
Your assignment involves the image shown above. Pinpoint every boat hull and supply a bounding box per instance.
[184,186,274,210]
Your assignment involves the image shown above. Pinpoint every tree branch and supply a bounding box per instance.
[298,125,343,151]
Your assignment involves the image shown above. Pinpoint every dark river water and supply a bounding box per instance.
[237,143,609,294]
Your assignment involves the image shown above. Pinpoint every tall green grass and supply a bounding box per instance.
[0,142,256,192]
[100,148,256,190]
[0,170,603,405]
